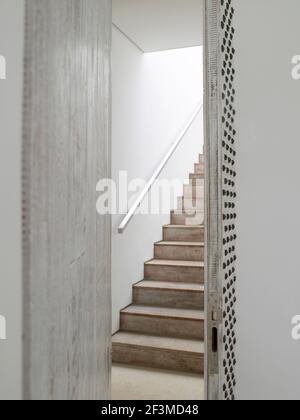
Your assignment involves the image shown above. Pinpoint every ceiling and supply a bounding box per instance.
[112,0,204,53]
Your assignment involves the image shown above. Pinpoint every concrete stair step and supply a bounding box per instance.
[189,173,205,187]
[177,196,204,211]
[171,210,204,226]
[120,305,204,340]
[190,173,204,181]
[194,163,204,174]
[144,259,204,283]
[163,225,204,242]
[198,154,204,165]
[183,185,205,199]
[112,332,204,374]
[133,280,204,309]
[189,178,205,188]
[154,241,204,261]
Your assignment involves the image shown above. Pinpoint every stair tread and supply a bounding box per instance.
[178,195,203,199]
[164,224,204,229]
[113,331,204,354]
[145,259,204,268]
[121,305,204,320]
[164,225,204,231]
[156,241,204,247]
[134,280,204,292]
[172,209,203,214]
[184,185,204,189]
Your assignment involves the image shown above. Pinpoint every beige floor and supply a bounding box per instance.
[112,364,204,400]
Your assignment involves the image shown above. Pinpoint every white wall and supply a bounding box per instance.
[112,27,203,332]
[234,0,300,400]
[0,0,24,400]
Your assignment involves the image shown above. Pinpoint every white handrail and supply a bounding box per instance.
[118,103,203,234]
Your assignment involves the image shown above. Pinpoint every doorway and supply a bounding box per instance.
[110,0,206,400]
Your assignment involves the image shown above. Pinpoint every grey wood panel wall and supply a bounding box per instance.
[23,0,111,400]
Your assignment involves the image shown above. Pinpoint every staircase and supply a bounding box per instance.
[112,154,205,375]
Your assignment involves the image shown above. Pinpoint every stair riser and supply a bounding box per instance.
[171,212,204,226]
[112,343,204,375]
[183,186,205,199]
[145,264,204,283]
[189,180,205,189]
[186,214,204,226]
[154,244,204,261]
[163,227,204,242]
[190,181,204,190]
[178,197,204,211]
[190,173,204,181]
[189,179,204,188]
[120,313,204,340]
[172,213,204,226]
[133,287,204,309]
[183,193,205,201]
[194,163,204,174]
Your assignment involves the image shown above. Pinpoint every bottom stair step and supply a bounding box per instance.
[112,332,204,374]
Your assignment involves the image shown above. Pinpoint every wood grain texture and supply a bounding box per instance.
[22,0,111,400]
[120,306,204,340]
[163,225,204,242]
[112,332,204,374]
[133,280,204,309]
[144,259,204,283]
[154,241,204,262]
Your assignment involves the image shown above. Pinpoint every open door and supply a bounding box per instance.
[22,0,112,400]
[204,0,237,400]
